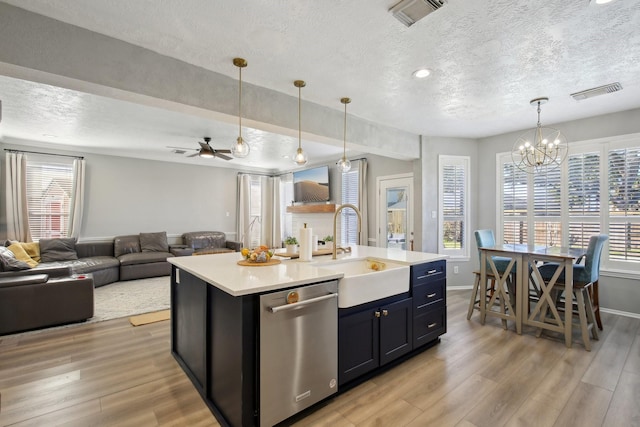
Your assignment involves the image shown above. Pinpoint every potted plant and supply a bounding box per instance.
[284,236,298,253]
[323,235,334,251]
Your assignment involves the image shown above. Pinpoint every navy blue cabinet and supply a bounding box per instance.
[411,260,447,348]
[338,296,412,386]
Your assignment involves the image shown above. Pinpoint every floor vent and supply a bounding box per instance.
[389,0,447,27]
[570,82,623,101]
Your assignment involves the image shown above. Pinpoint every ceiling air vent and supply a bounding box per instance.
[389,0,447,27]
[570,82,623,101]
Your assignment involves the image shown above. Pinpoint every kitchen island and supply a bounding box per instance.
[168,246,447,427]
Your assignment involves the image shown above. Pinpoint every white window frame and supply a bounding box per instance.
[438,155,470,260]
[25,155,75,241]
[497,132,640,275]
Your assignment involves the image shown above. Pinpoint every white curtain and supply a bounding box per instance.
[260,176,281,249]
[68,158,86,239]
[5,152,32,242]
[358,159,369,246]
[237,174,252,248]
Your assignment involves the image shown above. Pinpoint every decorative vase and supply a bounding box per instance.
[324,241,333,251]
[286,244,298,253]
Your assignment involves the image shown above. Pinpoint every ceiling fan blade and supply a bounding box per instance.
[215,152,233,161]
[187,152,200,157]
[167,146,198,151]
[198,141,209,150]
[216,149,232,154]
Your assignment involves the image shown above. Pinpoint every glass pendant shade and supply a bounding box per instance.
[294,147,308,165]
[338,97,352,173]
[232,58,250,158]
[338,157,351,173]
[232,136,250,158]
[293,80,308,165]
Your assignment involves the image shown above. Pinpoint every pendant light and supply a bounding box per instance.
[231,58,250,158]
[511,97,568,173]
[337,97,352,173]
[293,80,308,166]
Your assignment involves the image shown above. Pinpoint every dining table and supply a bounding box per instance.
[478,244,586,348]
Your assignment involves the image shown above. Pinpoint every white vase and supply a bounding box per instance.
[286,244,298,253]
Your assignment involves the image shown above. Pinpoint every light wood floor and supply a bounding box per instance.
[1,290,639,427]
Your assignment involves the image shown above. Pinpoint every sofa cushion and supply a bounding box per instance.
[140,231,169,252]
[0,247,31,271]
[7,243,38,268]
[39,238,78,262]
[114,235,141,258]
[118,251,173,266]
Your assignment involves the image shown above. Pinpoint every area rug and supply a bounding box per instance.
[92,276,170,323]
[129,309,170,326]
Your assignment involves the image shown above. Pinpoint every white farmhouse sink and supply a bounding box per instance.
[317,258,410,308]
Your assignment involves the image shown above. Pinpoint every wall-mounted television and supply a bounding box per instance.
[293,166,330,203]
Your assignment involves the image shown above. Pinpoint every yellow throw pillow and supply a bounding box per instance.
[7,243,38,268]
[20,241,41,262]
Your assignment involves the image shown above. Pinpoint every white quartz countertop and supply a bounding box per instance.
[168,245,447,297]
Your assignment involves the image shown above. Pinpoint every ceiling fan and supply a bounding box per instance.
[169,137,233,160]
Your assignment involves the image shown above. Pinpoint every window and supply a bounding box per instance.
[498,135,640,271]
[608,146,640,262]
[26,156,74,240]
[439,156,469,258]
[341,166,359,246]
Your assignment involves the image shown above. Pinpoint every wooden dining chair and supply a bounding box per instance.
[467,230,515,321]
[537,234,608,350]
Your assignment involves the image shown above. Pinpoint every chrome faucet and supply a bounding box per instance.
[332,203,362,259]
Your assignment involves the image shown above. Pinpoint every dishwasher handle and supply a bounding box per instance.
[269,293,338,313]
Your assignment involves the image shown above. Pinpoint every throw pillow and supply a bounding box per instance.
[7,243,38,268]
[39,238,78,262]
[20,241,41,262]
[0,246,31,271]
[140,231,169,252]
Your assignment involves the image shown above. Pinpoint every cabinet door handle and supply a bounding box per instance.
[427,293,436,298]
[427,322,437,329]
[374,311,381,318]
[382,309,389,317]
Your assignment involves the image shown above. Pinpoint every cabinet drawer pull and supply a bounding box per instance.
[416,269,439,280]
[382,309,388,317]
[426,293,437,298]
[427,322,437,328]
[375,311,381,318]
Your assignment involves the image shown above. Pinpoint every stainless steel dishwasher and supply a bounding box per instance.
[259,280,338,427]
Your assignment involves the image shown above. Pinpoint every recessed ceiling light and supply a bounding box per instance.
[42,134,58,138]
[282,154,290,159]
[592,0,614,4]
[412,68,431,79]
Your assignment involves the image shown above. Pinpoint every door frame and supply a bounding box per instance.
[376,173,414,249]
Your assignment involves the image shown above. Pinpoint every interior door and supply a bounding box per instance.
[377,174,413,250]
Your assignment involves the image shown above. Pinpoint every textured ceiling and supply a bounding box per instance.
[1,0,640,171]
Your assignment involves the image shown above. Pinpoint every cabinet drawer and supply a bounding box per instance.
[413,279,445,314]
[413,307,446,348]
[411,260,446,287]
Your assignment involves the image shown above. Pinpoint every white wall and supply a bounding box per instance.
[420,136,479,287]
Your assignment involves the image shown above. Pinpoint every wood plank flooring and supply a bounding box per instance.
[1,290,639,426]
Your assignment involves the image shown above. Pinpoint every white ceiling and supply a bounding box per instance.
[1,0,640,172]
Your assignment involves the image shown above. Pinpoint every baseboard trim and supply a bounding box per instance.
[447,285,473,291]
